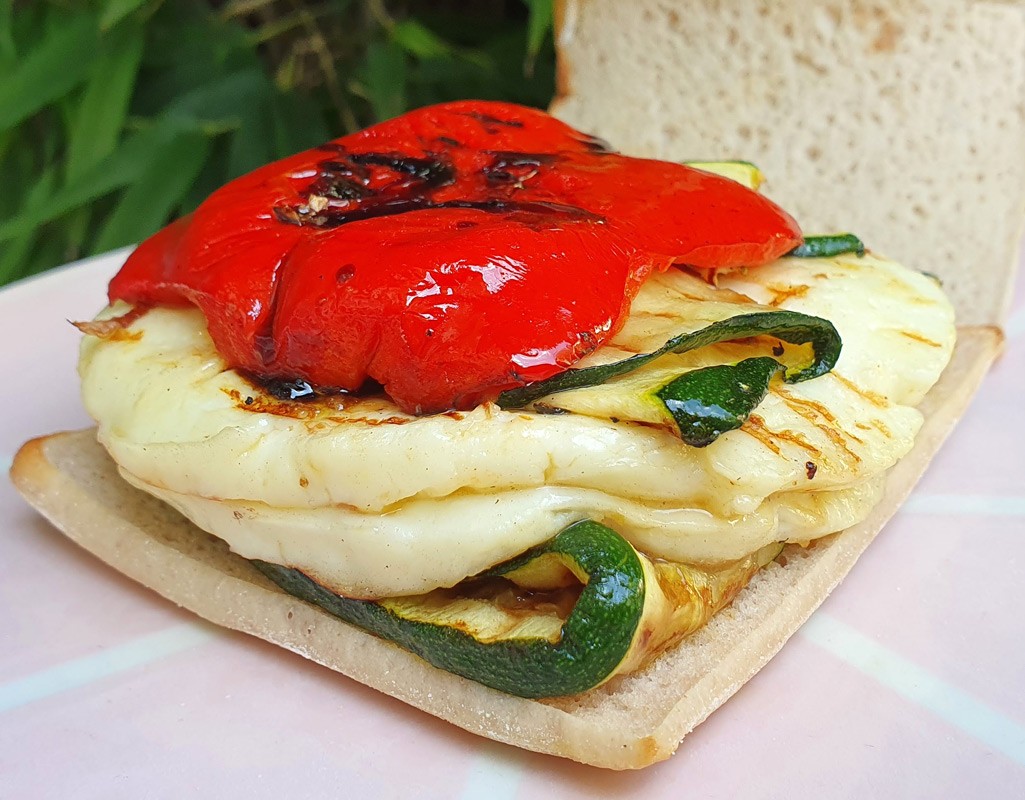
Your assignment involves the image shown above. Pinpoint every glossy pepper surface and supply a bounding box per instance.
[109,101,802,413]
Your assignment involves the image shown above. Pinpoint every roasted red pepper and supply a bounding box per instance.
[109,101,801,413]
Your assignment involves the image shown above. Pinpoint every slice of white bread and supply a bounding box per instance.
[9,325,1000,769]
[551,0,1025,327]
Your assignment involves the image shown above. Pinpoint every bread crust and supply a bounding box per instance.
[8,326,998,769]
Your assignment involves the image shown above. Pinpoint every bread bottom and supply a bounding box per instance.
[9,326,999,769]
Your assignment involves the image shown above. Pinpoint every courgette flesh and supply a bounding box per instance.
[683,160,765,191]
[254,522,782,698]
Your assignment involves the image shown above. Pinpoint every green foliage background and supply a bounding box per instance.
[0,0,556,287]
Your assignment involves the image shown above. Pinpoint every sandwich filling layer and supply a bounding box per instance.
[80,252,954,598]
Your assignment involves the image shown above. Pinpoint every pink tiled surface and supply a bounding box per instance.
[1,248,1022,799]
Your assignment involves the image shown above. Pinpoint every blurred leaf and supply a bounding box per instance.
[228,93,274,178]
[0,117,195,243]
[94,127,210,251]
[0,131,21,219]
[179,134,231,213]
[409,7,507,45]
[523,0,553,76]
[65,21,145,182]
[270,90,331,155]
[8,1,41,54]
[0,225,39,284]
[62,205,95,265]
[165,68,268,128]
[0,11,98,131]
[135,5,257,115]
[391,19,452,61]
[362,39,407,121]
[100,0,150,32]
[247,5,336,46]
[143,5,252,71]
[408,26,553,110]
[0,0,15,66]
[17,225,70,284]
[0,168,56,284]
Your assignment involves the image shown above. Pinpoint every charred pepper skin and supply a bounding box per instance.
[109,101,802,414]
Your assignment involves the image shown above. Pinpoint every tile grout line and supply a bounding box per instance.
[801,612,1025,767]
[0,622,217,713]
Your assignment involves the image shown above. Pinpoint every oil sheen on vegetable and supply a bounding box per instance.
[107,100,802,414]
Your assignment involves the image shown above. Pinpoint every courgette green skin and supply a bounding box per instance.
[789,233,865,259]
[657,356,781,447]
[252,520,645,699]
[497,309,841,409]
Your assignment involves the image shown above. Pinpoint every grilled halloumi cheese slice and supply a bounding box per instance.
[79,252,954,598]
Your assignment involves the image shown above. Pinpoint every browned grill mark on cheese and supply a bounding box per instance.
[832,372,889,408]
[869,418,893,438]
[223,388,319,420]
[765,283,811,307]
[899,330,943,348]
[775,386,866,449]
[760,385,864,465]
[741,413,823,458]
[811,417,861,463]
[223,386,417,428]
[325,415,413,427]
[227,366,432,426]
[773,386,843,426]
[740,414,782,454]
[661,276,757,306]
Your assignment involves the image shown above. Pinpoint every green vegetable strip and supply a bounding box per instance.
[658,356,782,447]
[788,233,865,259]
[252,520,645,699]
[497,310,841,409]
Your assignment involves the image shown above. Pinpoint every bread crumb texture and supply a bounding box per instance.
[553,0,1025,326]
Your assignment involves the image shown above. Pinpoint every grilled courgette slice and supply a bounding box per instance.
[254,521,779,698]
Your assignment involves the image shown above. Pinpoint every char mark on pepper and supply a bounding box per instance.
[482,152,555,186]
[275,148,597,229]
[347,152,455,186]
[462,110,525,131]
